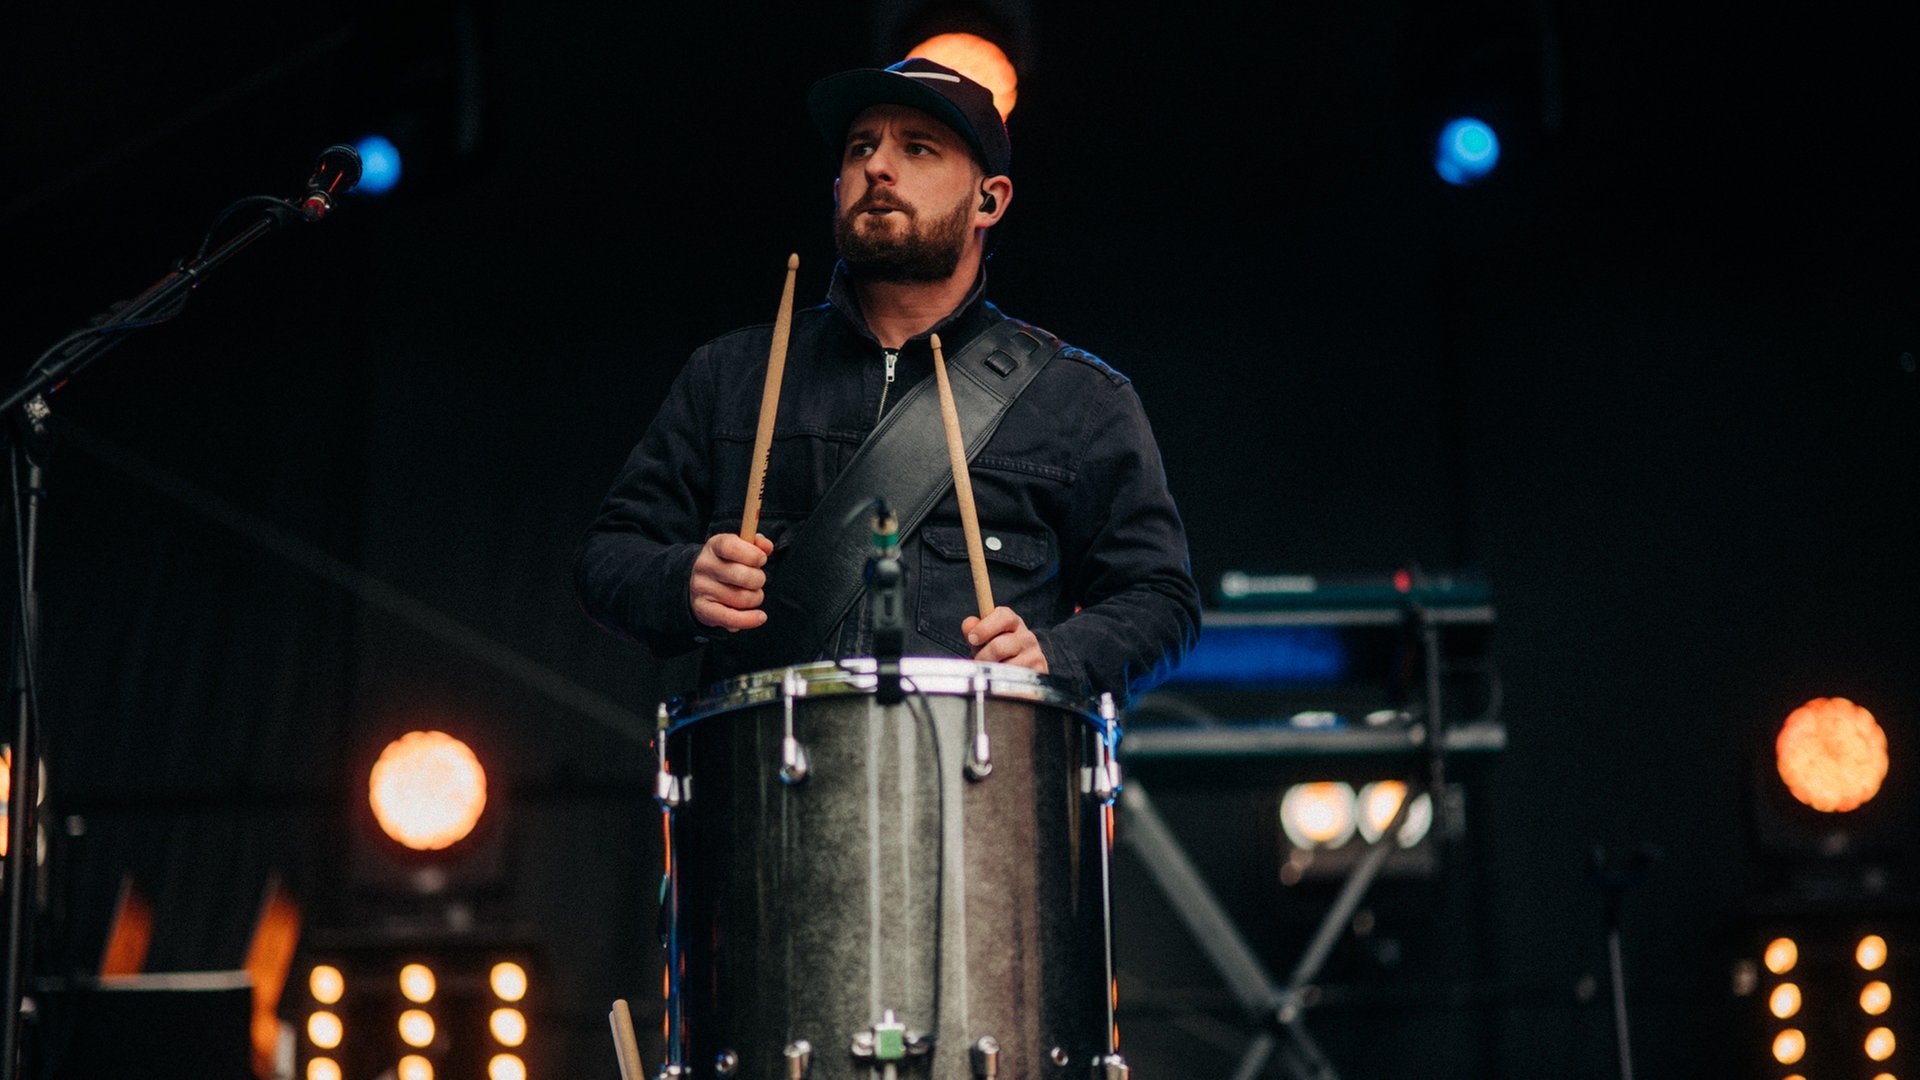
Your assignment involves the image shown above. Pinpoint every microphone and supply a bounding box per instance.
[867,499,905,704]
[299,144,363,222]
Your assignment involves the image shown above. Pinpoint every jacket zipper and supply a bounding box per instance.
[875,348,899,423]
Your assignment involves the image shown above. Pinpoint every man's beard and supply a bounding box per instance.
[833,190,974,283]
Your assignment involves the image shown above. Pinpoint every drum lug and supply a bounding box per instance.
[783,1040,813,1079]
[969,1035,1000,1077]
[780,736,811,784]
[1090,693,1121,804]
[779,668,811,784]
[653,704,688,808]
[964,670,993,780]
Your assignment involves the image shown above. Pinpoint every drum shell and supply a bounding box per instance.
[668,661,1108,1079]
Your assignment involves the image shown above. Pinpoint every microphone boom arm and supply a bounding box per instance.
[4,145,360,418]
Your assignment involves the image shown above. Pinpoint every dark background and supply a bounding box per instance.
[4,1,1914,1078]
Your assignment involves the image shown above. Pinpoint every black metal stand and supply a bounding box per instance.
[0,146,358,1080]
[2,415,48,1080]
[1115,597,1485,1080]
[1589,844,1656,1080]
[1119,775,1418,1080]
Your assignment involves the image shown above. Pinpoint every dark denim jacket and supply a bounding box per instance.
[574,267,1200,706]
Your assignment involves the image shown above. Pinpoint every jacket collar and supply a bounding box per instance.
[826,260,993,349]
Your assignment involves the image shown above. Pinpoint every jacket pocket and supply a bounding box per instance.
[915,524,1059,656]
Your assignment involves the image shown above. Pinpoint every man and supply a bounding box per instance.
[575,56,1199,705]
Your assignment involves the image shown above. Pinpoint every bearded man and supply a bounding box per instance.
[575,57,1199,705]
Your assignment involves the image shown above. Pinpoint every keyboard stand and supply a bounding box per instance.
[1118,777,1418,1080]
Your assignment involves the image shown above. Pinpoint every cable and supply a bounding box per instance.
[897,675,946,1052]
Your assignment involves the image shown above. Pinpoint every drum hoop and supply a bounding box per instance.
[667,656,1099,728]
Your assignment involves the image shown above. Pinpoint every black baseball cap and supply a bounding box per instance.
[807,57,1011,178]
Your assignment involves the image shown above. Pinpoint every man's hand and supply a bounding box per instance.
[962,606,1049,674]
[690,533,775,631]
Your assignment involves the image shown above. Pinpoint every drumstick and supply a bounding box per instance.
[608,999,645,1080]
[740,253,799,540]
[930,333,995,619]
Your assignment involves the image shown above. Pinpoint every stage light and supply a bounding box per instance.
[1773,1027,1807,1064]
[352,135,402,197]
[1861,980,1891,1015]
[310,965,345,1005]
[307,1011,343,1050]
[369,731,488,851]
[489,1007,526,1047]
[1867,1026,1897,1061]
[490,962,527,1002]
[908,33,1018,120]
[1279,782,1356,849]
[299,946,540,1080]
[1776,698,1888,812]
[400,963,437,1003]
[1434,117,1500,186]
[398,1009,436,1048]
[489,1053,526,1080]
[0,746,47,860]
[307,1059,341,1080]
[1766,937,1800,974]
[1859,934,1889,971]
[1356,781,1434,847]
[1769,982,1802,1019]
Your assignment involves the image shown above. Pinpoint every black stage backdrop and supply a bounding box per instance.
[5,2,1915,1078]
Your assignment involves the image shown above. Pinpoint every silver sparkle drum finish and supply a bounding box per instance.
[656,658,1121,1080]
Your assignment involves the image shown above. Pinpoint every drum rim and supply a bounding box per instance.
[668,656,1098,724]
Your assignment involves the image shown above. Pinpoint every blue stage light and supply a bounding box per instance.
[351,135,402,196]
[1434,117,1500,186]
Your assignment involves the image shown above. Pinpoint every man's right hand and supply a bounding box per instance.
[689,532,776,631]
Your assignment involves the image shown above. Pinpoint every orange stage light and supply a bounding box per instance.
[1772,1027,1806,1065]
[369,731,488,850]
[399,963,437,1003]
[908,33,1018,121]
[1764,937,1798,975]
[1775,697,1889,812]
[491,961,528,1002]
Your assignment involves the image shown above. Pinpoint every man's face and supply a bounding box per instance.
[833,104,981,283]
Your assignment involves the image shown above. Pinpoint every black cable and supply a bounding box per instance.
[194,195,299,261]
[23,194,298,388]
[9,441,41,767]
[896,675,946,1052]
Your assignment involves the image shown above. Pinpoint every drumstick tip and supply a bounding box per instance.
[930,332,942,353]
[786,252,799,270]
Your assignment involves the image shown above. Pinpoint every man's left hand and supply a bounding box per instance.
[962,607,1049,674]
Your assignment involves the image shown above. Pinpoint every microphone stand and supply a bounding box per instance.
[1,154,353,1080]
[1588,843,1656,1080]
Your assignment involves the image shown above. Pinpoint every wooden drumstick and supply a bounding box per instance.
[930,333,995,619]
[608,999,645,1080]
[740,253,799,540]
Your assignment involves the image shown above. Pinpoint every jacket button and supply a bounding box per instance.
[985,536,1002,551]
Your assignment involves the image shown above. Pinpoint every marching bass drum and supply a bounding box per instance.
[656,657,1116,1079]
